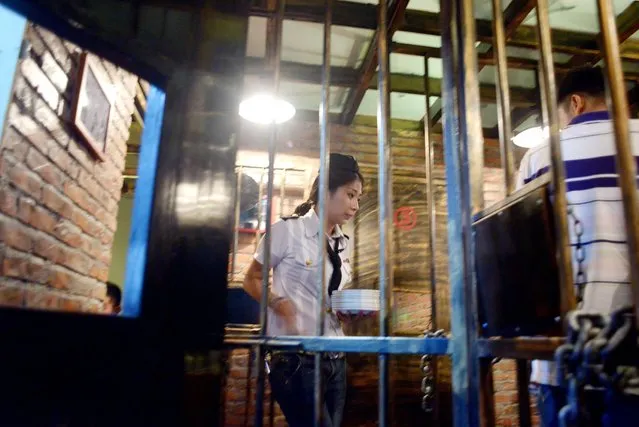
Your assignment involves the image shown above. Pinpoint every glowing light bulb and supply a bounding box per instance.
[239,94,296,124]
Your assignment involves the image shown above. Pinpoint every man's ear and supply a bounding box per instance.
[570,94,586,116]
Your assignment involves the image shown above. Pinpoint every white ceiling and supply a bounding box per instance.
[244,0,639,129]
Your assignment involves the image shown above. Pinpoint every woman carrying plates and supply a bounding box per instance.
[243,153,363,427]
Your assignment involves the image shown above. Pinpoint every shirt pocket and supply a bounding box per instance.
[285,249,320,298]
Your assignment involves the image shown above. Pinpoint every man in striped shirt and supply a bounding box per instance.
[517,66,639,427]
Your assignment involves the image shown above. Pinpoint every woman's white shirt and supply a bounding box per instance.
[253,209,353,337]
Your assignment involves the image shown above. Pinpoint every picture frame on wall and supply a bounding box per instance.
[70,52,112,162]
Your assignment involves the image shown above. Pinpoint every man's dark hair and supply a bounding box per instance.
[557,66,606,104]
[106,282,122,306]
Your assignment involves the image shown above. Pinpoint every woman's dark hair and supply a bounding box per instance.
[293,153,363,216]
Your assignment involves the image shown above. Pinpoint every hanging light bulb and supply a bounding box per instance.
[512,126,545,148]
[239,94,296,125]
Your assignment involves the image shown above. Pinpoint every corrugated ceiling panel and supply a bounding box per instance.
[505,46,573,64]
[393,31,441,48]
[477,66,537,88]
[358,90,439,121]
[246,19,374,68]
[520,0,635,35]
[390,53,444,79]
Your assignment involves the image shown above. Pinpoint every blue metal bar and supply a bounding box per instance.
[225,336,451,355]
[440,0,481,426]
[122,85,165,317]
[0,3,25,131]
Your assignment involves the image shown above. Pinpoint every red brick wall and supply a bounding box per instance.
[0,24,136,312]
[223,349,287,427]
[223,121,536,426]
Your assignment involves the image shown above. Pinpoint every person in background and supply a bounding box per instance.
[243,153,363,427]
[104,282,122,315]
[517,66,639,426]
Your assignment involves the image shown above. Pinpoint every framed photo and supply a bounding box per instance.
[70,52,112,161]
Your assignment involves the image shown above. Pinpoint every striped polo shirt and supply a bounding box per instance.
[517,111,639,385]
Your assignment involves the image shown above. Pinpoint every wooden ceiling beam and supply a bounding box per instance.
[371,73,537,106]
[293,109,495,139]
[479,0,536,69]
[471,1,537,137]
[244,58,537,106]
[244,58,359,85]
[244,1,639,60]
[417,0,536,129]
[340,0,410,125]
[568,1,639,67]
[567,2,639,67]
[391,42,639,81]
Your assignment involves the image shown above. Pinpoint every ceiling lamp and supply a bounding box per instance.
[512,126,545,148]
[239,94,296,125]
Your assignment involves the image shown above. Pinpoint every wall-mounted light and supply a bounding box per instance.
[239,94,296,124]
[512,126,545,148]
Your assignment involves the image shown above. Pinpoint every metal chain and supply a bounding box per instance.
[567,207,587,305]
[557,308,639,426]
[421,329,446,412]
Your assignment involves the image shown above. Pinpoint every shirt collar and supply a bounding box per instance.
[303,209,345,240]
[569,110,610,125]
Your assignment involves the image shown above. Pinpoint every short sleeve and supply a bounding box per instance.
[254,220,289,269]
[516,150,531,190]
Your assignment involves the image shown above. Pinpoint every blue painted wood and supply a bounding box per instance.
[122,85,165,317]
[227,336,452,355]
[440,0,481,426]
[0,4,25,130]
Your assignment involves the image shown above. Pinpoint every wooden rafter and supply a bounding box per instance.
[244,1,639,60]
[479,0,536,70]
[474,0,537,138]
[244,58,537,106]
[391,43,639,81]
[567,2,639,67]
[419,0,535,128]
[340,0,410,125]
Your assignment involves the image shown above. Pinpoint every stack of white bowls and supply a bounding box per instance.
[331,289,380,314]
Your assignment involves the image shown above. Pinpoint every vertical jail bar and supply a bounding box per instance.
[491,0,515,194]
[230,168,243,283]
[596,0,639,326]
[254,169,266,252]
[460,0,485,213]
[377,0,393,425]
[279,169,287,216]
[441,0,481,425]
[254,1,285,426]
[459,1,485,427]
[535,0,576,315]
[423,56,439,425]
[314,1,333,426]
[491,1,530,425]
